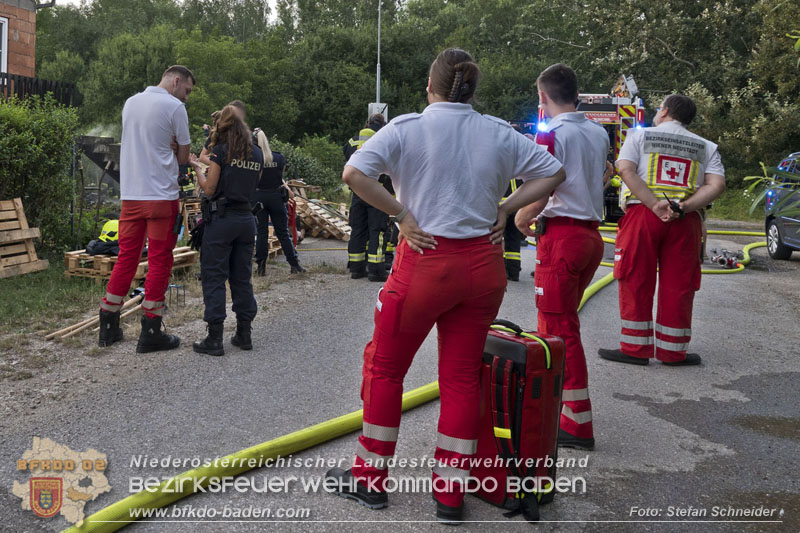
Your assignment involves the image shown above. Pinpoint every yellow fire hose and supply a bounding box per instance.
[65,228,767,533]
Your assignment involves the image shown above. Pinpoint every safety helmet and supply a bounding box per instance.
[99,219,119,242]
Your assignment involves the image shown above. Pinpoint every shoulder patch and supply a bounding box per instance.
[391,113,422,125]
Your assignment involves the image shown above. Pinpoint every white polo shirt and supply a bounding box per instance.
[538,112,609,221]
[346,102,563,239]
[617,120,725,204]
[120,86,191,201]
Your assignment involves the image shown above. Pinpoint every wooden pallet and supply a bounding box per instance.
[0,198,49,279]
[265,227,283,259]
[182,199,203,236]
[294,197,351,241]
[64,246,198,283]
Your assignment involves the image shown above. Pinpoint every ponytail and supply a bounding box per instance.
[254,128,274,165]
[430,48,481,104]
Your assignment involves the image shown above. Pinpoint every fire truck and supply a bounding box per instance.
[512,75,646,223]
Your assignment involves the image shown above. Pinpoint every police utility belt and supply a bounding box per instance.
[201,197,257,223]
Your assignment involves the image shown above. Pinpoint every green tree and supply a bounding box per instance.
[79,25,176,124]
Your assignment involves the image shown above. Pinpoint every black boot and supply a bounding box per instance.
[290,262,306,274]
[558,427,595,451]
[598,348,649,366]
[136,315,180,354]
[98,309,123,347]
[367,264,388,282]
[256,259,266,277]
[434,496,464,525]
[193,322,225,356]
[325,468,388,509]
[231,320,252,350]
[350,265,367,279]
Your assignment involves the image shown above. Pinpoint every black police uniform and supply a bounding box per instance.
[194,142,263,356]
[503,179,524,281]
[254,151,301,273]
[343,133,390,281]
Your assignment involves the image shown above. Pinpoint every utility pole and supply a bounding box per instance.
[376,0,381,104]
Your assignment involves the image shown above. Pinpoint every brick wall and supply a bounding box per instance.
[1,0,37,77]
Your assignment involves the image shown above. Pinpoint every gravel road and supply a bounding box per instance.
[1,225,797,532]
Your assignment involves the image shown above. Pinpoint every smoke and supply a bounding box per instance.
[84,123,121,139]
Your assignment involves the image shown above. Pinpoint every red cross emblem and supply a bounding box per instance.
[656,155,691,187]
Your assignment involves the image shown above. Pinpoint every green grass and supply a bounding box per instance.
[707,188,762,222]
[0,264,106,335]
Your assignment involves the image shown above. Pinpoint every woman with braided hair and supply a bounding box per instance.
[325,48,566,523]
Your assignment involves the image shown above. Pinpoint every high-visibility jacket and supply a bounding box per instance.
[500,178,522,204]
[617,121,725,204]
[344,128,377,162]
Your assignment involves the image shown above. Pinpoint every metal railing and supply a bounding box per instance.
[0,72,76,106]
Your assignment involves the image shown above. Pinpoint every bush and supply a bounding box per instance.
[270,138,341,194]
[0,96,80,253]
[298,134,345,179]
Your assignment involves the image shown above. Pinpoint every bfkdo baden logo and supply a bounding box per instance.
[12,437,111,526]
[30,477,63,518]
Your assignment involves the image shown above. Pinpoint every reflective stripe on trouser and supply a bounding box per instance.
[100,291,123,312]
[432,432,475,497]
[141,299,165,317]
[368,233,385,264]
[354,422,398,473]
[534,224,603,439]
[351,236,506,505]
[348,196,387,274]
[103,200,179,319]
[503,211,522,275]
[615,205,701,362]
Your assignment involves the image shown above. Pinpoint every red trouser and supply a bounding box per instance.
[614,204,702,363]
[351,236,506,507]
[534,218,603,439]
[100,200,179,318]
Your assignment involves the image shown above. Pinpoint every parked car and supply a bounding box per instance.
[765,152,800,259]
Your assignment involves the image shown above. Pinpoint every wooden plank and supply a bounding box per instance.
[2,254,34,267]
[0,220,23,231]
[0,243,28,256]
[0,200,16,211]
[0,228,40,244]
[13,198,30,230]
[0,209,19,221]
[0,259,49,279]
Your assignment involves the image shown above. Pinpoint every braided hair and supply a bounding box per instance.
[430,48,481,104]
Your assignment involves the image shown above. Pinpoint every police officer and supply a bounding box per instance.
[189,104,263,356]
[253,130,305,275]
[502,178,524,280]
[344,113,391,281]
[598,94,726,366]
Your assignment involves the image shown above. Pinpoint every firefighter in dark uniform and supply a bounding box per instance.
[502,179,524,281]
[344,113,390,281]
[382,176,399,269]
[189,105,263,357]
[253,129,305,275]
